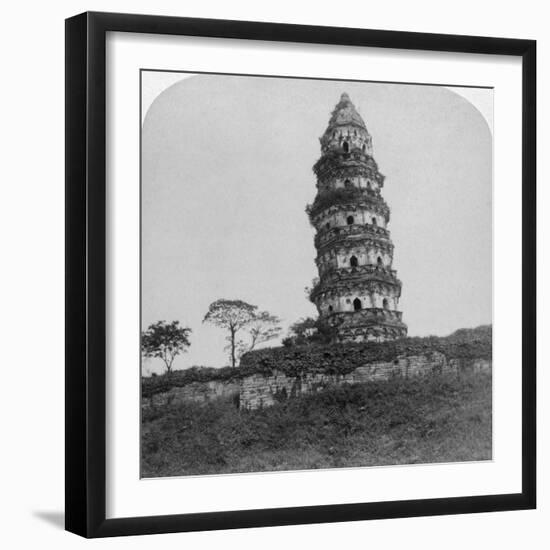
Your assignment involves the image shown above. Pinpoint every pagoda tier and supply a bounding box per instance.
[307,93,407,343]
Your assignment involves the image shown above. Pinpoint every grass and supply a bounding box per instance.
[142,325,492,398]
[141,371,492,477]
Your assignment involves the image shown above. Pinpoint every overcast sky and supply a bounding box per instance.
[141,73,492,373]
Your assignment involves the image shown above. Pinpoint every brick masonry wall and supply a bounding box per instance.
[239,353,491,410]
[142,352,491,411]
[142,379,240,410]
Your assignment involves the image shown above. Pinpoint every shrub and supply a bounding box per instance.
[240,325,492,377]
[142,325,492,398]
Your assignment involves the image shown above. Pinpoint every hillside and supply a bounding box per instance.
[142,324,492,398]
[141,370,491,477]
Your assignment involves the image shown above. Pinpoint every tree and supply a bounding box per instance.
[282,316,335,347]
[203,299,281,367]
[283,317,318,346]
[236,310,282,361]
[141,320,191,374]
[203,300,256,368]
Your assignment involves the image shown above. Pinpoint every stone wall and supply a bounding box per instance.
[142,379,240,410]
[142,352,491,412]
[239,353,491,410]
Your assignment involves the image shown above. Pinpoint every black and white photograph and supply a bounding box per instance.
[140,72,493,478]
[0,1,542,545]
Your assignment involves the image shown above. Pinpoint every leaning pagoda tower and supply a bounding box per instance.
[307,93,407,343]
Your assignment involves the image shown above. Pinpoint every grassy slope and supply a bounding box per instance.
[141,372,491,478]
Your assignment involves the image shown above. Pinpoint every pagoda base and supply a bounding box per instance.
[323,308,408,343]
[333,323,407,343]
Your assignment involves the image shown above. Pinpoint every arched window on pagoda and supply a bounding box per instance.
[350,255,358,267]
[343,141,349,153]
[377,256,383,267]
[344,178,352,188]
[383,298,389,310]
[347,215,354,225]
[362,144,366,153]
[328,305,333,312]
[372,217,377,226]
[353,298,362,311]
[325,222,330,230]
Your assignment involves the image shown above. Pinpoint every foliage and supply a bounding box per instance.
[141,320,191,374]
[203,299,257,368]
[203,299,281,367]
[141,325,491,398]
[141,371,492,477]
[236,310,282,361]
[282,317,333,347]
[241,325,492,378]
[142,366,236,398]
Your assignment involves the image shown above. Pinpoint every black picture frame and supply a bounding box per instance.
[65,11,536,538]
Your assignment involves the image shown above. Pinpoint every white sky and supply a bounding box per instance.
[142,72,494,133]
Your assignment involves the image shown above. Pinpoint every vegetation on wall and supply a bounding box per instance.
[241,325,491,375]
[142,325,491,398]
[142,366,240,399]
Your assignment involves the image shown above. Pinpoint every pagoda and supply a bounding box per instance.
[307,93,407,343]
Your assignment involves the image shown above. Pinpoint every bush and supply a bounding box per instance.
[142,363,276,398]
[142,365,236,398]
[142,325,492,398]
[240,325,492,377]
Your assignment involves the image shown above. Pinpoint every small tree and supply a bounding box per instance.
[203,299,281,367]
[141,320,191,374]
[283,317,335,347]
[236,310,282,361]
[203,300,256,368]
[289,317,318,344]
